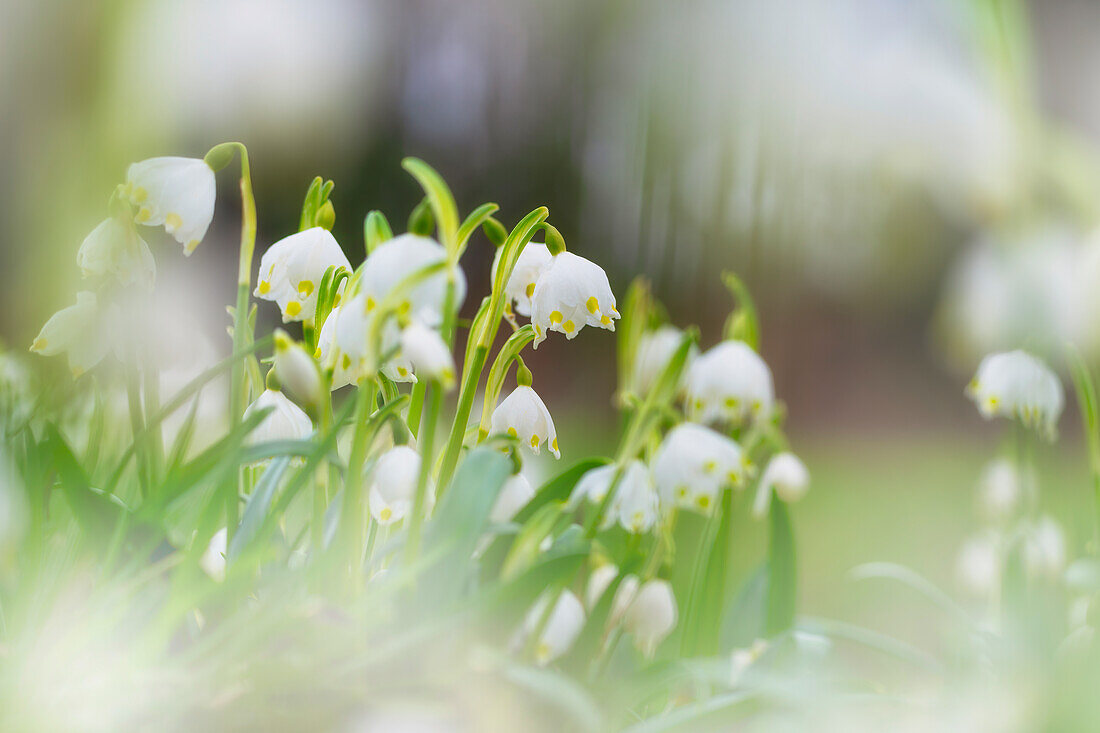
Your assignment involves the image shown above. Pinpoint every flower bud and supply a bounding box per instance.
[622,579,678,656]
[273,330,324,411]
[521,590,586,665]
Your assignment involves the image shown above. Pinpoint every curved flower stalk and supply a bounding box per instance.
[255,227,351,322]
[685,340,775,426]
[124,156,217,255]
[967,350,1064,438]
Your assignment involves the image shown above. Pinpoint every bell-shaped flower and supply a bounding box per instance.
[400,320,455,388]
[30,291,111,378]
[967,350,1063,438]
[492,242,552,317]
[124,156,216,255]
[331,299,417,385]
[521,590,586,665]
[977,458,1022,522]
[530,251,618,347]
[585,564,620,610]
[255,227,351,322]
[956,532,1000,596]
[76,216,156,290]
[243,389,313,447]
[317,305,366,389]
[273,330,324,411]
[632,326,695,396]
[368,445,428,525]
[622,579,678,656]
[1024,515,1067,578]
[685,340,774,425]
[490,473,536,524]
[572,461,659,533]
[490,385,560,458]
[651,423,749,512]
[200,528,228,583]
[751,452,810,518]
[355,234,466,328]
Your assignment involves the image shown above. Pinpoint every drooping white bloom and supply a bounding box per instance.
[685,340,774,425]
[956,532,1000,596]
[623,579,678,656]
[200,528,228,583]
[1025,516,1067,578]
[125,156,216,254]
[30,292,111,378]
[651,423,749,512]
[255,227,351,322]
[521,590,586,665]
[490,386,560,458]
[751,452,810,518]
[368,445,427,525]
[585,564,620,610]
[399,321,455,388]
[273,330,324,411]
[967,350,1064,438]
[355,234,466,327]
[977,458,1022,522]
[572,461,659,533]
[331,299,417,385]
[529,251,618,347]
[610,574,640,625]
[76,217,156,290]
[243,389,313,447]
[316,305,365,389]
[492,242,552,317]
[632,326,695,396]
[490,473,536,524]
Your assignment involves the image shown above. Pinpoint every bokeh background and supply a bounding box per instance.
[5,0,1100,657]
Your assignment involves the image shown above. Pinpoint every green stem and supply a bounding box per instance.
[338,381,377,584]
[405,381,442,564]
[142,360,165,488]
[125,365,148,498]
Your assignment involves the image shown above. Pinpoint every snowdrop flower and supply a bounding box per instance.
[399,321,455,388]
[332,300,417,385]
[967,350,1063,438]
[632,326,695,396]
[530,251,618,347]
[368,445,427,525]
[490,386,559,458]
[355,234,465,327]
[255,227,351,322]
[124,156,216,254]
[585,564,620,610]
[521,590,586,665]
[610,575,640,625]
[76,217,155,289]
[572,461,659,533]
[751,452,810,519]
[492,241,552,317]
[651,423,750,512]
[200,528,228,583]
[243,389,313,448]
[30,292,110,378]
[316,305,365,389]
[685,340,774,425]
[730,640,769,686]
[977,458,1022,522]
[623,579,678,656]
[956,532,1000,596]
[490,473,536,524]
[273,330,324,411]
[1025,516,1067,578]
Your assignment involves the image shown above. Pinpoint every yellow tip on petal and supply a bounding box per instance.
[380,507,392,521]
[530,434,540,448]
[71,366,85,379]
[366,296,376,311]
[586,296,599,314]
[562,320,575,334]
[549,310,563,325]
[30,337,47,352]
[525,282,536,298]
[285,301,302,317]
[298,280,314,298]
[551,438,558,452]
[600,315,611,325]
[131,186,147,203]
[398,366,408,377]
[258,280,271,295]
[165,212,183,232]
[507,427,518,438]
[696,495,711,510]
[342,354,351,369]
[184,239,200,255]
[136,208,152,223]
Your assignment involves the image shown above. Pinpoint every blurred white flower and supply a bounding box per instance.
[273,330,324,411]
[355,234,465,328]
[399,321,455,388]
[255,227,351,322]
[651,423,748,512]
[492,241,552,317]
[967,350,1064,438]
[730,639,769,686]
[572,461,659,533]
[490,386,559,458]
[632,326,694,396]
[368,445,427,525]
[585,564,620,610]
[489,473,535,524]
[685,340,774,426]
[1025,516,1067,579]
[521,590,586,665]
[243,389,313,447]
[752,452,810,518]
[530,251,618,347]
[976,458,1022,522]
[956,532,1000,596]
[124,156,216,254]
[200,527,228,582]
[623,579,678,656]
[317,305,365,389]
[76,217,155,290]
[29,292,110,378]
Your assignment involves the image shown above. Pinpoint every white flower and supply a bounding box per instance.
[400,321,455,388]
[76,217,156,290]
[651,423,749,512]
[685,340,774,425]
[610,575,640,625]
[355,234,466,327]
[585,564,620,609]
[977,458,1022,522]
[572,461,659,533]
[751,452,810,519]
[255,227,351,322]
[632,326,695,395]
[331,300,417,385]
[243,389,313,447]
[529,251,618,347]
[521,590,586,665]
[967,350,1064,438]
[273,330,324,411]
[29,292,110,378]
[1025,516,1066,578]
[622,579,678,656]
[956,532,1000,596]
[490,386,560,458]
[124,156,216,255]
[490,473,536,523]
[316,305,366,389]
[492,242,552,317]
[368,445,428,525]
[200,528,228,583]
[730,640,769,686]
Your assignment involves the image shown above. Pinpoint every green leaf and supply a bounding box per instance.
[227,456,291,561]
[455,202,500,257]
[849,562,974,629]
[44,423,126,540]
[721,564,768,652]
[402,158,460,252]
[364,210,393,254]
[765,496,796,636]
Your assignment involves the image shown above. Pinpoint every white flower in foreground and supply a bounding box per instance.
[572,461,659,533]
[273,330,324,411]
[977,458,1021,522]
[355,234,466,327]
[399,321,455,388]
[1025,516,1067,578]
[685,340,774,425]
[966,350,1063,438]
[530,251,618,347]
[522,590,586,665]
[492,242,552,317]
[623,579,678,656]
[330,298,416,384]
[200,528,228,582]
[632,326,695,395]
[490,473,536,524]
[585,564,620,610]
[651,423,749,512]
[956,533,1000,596]
[255,227,351,322]
[243,389,313,447]
[124,156,216,254]
[76,217,156,289]
[30,292,110,378]
[751,452,810,519]
[317,305,365,389]
[368,446,427,525]
[491,386,560,458]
